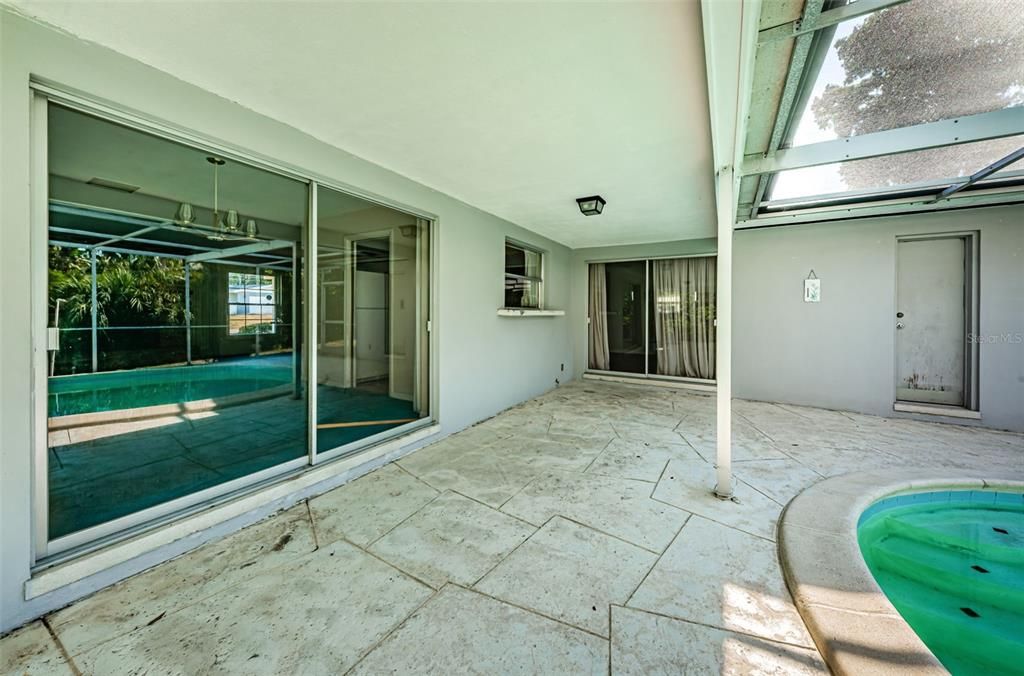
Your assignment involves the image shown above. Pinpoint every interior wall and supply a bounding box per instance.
[0,10,571,633]
[732,205,1024,433]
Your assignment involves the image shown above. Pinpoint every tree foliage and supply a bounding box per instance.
[810,0,1023,190]
[48,247,197,328]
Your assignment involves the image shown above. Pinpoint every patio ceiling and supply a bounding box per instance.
[10,1,716,249]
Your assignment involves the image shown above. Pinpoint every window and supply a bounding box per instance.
[504,241,543,309]
[228,271,277,335]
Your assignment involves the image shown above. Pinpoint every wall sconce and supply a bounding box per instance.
[576,195,606,216]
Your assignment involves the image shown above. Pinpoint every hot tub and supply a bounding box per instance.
[857,490,1024,675]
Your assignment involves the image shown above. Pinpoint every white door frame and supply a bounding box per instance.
[894,231,980,412]
[345,229,395,389]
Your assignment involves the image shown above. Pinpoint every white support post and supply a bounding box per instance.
[714,167,735,499]
[254,265,262,357]
[184,262,192,364]
[90,248,98,373]
[291,243,300,399]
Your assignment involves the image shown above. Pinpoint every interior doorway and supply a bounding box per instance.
[895,234,977,408]
[353,236,391,391]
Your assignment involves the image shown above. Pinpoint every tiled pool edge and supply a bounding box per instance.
[778,469,1024,676]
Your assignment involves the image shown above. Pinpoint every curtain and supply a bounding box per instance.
[588,263,610,370]
[653,257,716,379]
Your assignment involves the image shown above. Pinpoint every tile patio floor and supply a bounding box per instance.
[4,380,1023,675]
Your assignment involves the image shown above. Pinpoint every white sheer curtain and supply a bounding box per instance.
[653,257,715,379]
[588,263,610,370]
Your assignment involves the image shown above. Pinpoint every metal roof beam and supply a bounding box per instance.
[933,146,1024,201]
[737,185,1024,228]
[186,239,292,263]
[748,0,826,218]
[740,108,1024,176]
[758,0,911,45]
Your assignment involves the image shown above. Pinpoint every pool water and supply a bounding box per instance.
[49,360,293,417]
[858,490,1024,675]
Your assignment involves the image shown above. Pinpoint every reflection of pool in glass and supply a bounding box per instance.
[858,490,1024,675]
[48,360,293,417]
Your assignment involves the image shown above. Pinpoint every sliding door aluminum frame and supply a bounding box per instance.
[30,84,438,565]
[585,254,717,386]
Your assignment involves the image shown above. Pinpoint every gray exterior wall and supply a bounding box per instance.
[733,205,1023,433]
[0,10,571,632]
[569,207,1023,433]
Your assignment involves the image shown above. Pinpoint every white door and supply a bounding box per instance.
[895,237,965,406]
[354,270,388,382]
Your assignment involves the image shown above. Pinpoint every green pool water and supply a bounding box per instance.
[48,359,293,417]
[858,490,1024,675]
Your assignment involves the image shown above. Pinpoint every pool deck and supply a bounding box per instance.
[5,380,1024,674]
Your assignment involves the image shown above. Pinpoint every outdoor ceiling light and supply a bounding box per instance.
[576,195,606,216]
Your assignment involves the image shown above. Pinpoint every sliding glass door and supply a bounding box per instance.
[46,104,310,544]
[38,94,432,556]
[588,257,716,381]
[314,186,431,457]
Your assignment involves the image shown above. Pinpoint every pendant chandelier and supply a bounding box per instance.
[174,156,259,240]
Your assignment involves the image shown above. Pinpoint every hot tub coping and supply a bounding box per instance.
[779,469,1024,676]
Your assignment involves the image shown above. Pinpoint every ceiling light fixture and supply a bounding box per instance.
[576,195,606,216]
[174,157,259,240]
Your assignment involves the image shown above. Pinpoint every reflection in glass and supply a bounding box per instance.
[592,261,646,374]
[504,243,542,308]
[315,186,430,455]
[46,104,308,540]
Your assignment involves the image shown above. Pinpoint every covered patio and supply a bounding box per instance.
[6,379,1022,674]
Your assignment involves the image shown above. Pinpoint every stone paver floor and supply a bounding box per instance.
[4,380,1022,675]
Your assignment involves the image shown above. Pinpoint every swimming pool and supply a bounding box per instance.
[858,490,1024,675]
[48,360,293,417]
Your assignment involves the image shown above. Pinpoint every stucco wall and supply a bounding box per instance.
[569,208,1023,435]
[732,205,1023,433]
[0,10,572,632]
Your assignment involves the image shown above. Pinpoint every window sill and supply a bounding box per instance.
[497,308,565,317]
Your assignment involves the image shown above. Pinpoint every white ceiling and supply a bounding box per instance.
[13,1,716,248]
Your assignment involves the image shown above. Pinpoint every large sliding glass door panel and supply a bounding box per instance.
[588,256,716,382]
[45,104,309,545]
[591,261,646,374]
[35,91,435,559]
[314,186,431,457]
